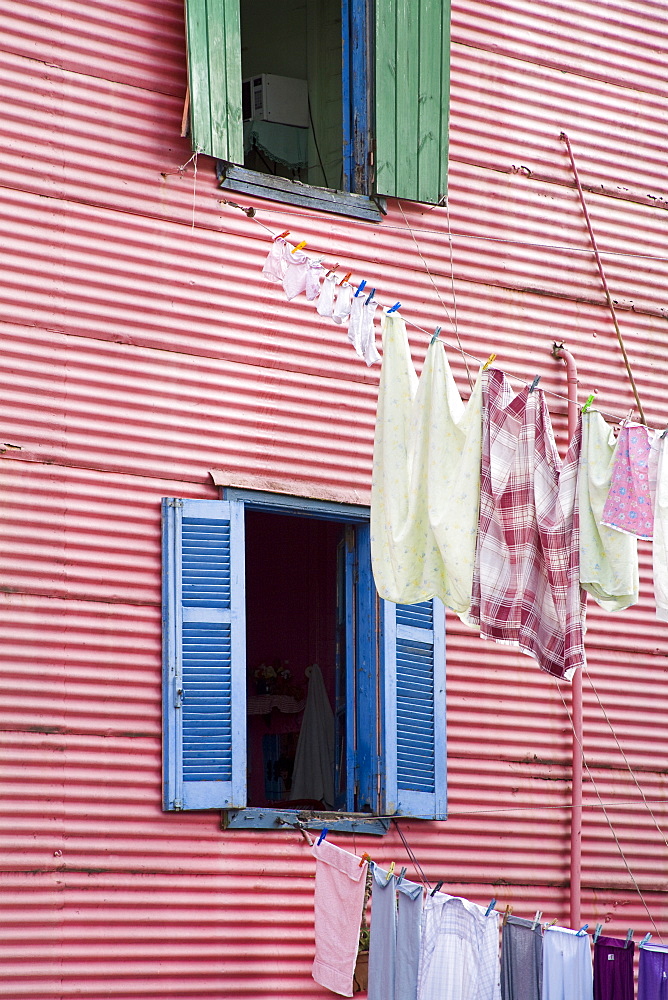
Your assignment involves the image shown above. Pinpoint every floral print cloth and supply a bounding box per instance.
[601,423,655,539]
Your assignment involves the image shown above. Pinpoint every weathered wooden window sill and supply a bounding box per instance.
[222,807,391,836]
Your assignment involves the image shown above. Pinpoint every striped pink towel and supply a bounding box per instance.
[312,840,368,996]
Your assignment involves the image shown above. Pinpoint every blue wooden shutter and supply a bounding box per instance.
[374,0,451,203]
[162,497,246,810]
[382,599,447,819]
[184,0,244,162]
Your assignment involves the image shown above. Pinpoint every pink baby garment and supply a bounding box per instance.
[601,422,654,539]
[312,840,368,996]
[261,236,290,283]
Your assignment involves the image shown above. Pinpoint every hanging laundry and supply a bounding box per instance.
[282,251,323,301]
[649,432,668,621]
[332,282,353,324]
[368,865,397,1000]
[262,236,291,283]
[637,942,668,1000]
[347,293,365,355]
[370,312,483,614]
[542,926,593,999]
[593,935,633,1000]
[578,410,639,612]
[360,299,380,366]
[500,914,543,1000]
[291,664,335,809]
[312,840,369,997]
[467,369,586,680]
[396,877,423,1000]
[317,272,337,317]
[417,893,501,1000]
[601,422,655,539]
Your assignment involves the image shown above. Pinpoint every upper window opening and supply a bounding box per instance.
[239,1,343,191]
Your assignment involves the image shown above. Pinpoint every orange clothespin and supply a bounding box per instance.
[503,905,513,926]
[359,851,372,868]
[291,240,307,254]
[339,271,352,285]
[483,354,497,371]
[276,230,290,240]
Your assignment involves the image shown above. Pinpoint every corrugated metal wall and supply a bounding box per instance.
[1,0,667,995]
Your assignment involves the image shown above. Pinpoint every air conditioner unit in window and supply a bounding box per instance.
[242,74,309,128]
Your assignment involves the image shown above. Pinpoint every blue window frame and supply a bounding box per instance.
[162,491,447,833]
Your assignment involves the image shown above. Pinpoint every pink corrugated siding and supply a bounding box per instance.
[1,0,668,995]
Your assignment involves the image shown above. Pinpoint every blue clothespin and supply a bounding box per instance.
[529,375,541,393]
[397,867,407,886]
[430,880,444,897]
[593,923,603,943]
[576,924,589,937]
[485,898,497,916]
[354,279,367,297]
[317,828,328,845]
[625,929,634,949]
[387,302,401,314]
[430,326,441,345]
[640,933,652,947]
[365,287,376,306]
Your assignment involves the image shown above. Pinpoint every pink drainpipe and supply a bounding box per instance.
[552,343,583,929]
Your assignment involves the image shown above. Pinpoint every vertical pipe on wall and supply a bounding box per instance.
[552,342,582,930]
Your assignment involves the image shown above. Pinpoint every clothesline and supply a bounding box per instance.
[220,197,663,434]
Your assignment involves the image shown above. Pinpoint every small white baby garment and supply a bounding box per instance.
[317,272,337,317]
[305,259,324,301]
[262,237,290,283]
[332,282,353,324]
[360,299,380,365]
[348,293,364,355]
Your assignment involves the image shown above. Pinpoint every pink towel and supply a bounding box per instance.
[602,423,654,539]
[312,840,368,996]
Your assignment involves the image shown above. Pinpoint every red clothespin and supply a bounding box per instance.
[359,851,372,867]
[326,263,340,276]
[276,230,290,240]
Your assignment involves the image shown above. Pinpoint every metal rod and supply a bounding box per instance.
[553,342,583,931]
[560,131,646,425]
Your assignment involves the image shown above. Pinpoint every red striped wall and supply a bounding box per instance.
[1,0,668,996]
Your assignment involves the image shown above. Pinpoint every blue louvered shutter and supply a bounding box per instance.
[162,497,246,810]
[382,599,446,819]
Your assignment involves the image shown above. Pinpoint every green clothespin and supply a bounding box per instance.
[582,394,595,414]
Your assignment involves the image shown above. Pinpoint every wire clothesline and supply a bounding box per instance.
[219,196,663,434]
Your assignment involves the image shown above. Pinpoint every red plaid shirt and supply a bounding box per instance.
[468,369,586,679]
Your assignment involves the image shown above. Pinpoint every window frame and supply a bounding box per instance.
[162,489,447,835]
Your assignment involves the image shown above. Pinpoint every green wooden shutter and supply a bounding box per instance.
[184,0,243,162]
[162,497,246,810]
[382,599,447,819]
[374,0,450,204]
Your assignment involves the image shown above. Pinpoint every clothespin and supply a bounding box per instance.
[386,861,395,882]
[397,867,407,886]
[529,376,541,393]
[483,354,497,371]
[339,271,352,285]
[325,263,339,276]
[661,428,668,440]
[387,302,401,314]
[625,929,634,949]
[531,910,542,931]
[485,898,497,916]
[593,923,603,944]
[576,924,589,937]
[430,326,442,345]
[365,287,376,306]
[354,279,367,297]
[317,828,328,845]
[581,393,595,414]
[359,851,372,868]
[275,230,290,240]
[502,905,513,926]
[430,881,444,897]
[291,240,307,254]
[640,933,652,947]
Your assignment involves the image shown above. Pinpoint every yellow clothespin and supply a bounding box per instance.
[386,861,395,882]
[291,240,307,254]
[483,354,497,371]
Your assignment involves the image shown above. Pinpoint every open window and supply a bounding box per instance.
[183,0,451,215]
[162,492,447,832]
